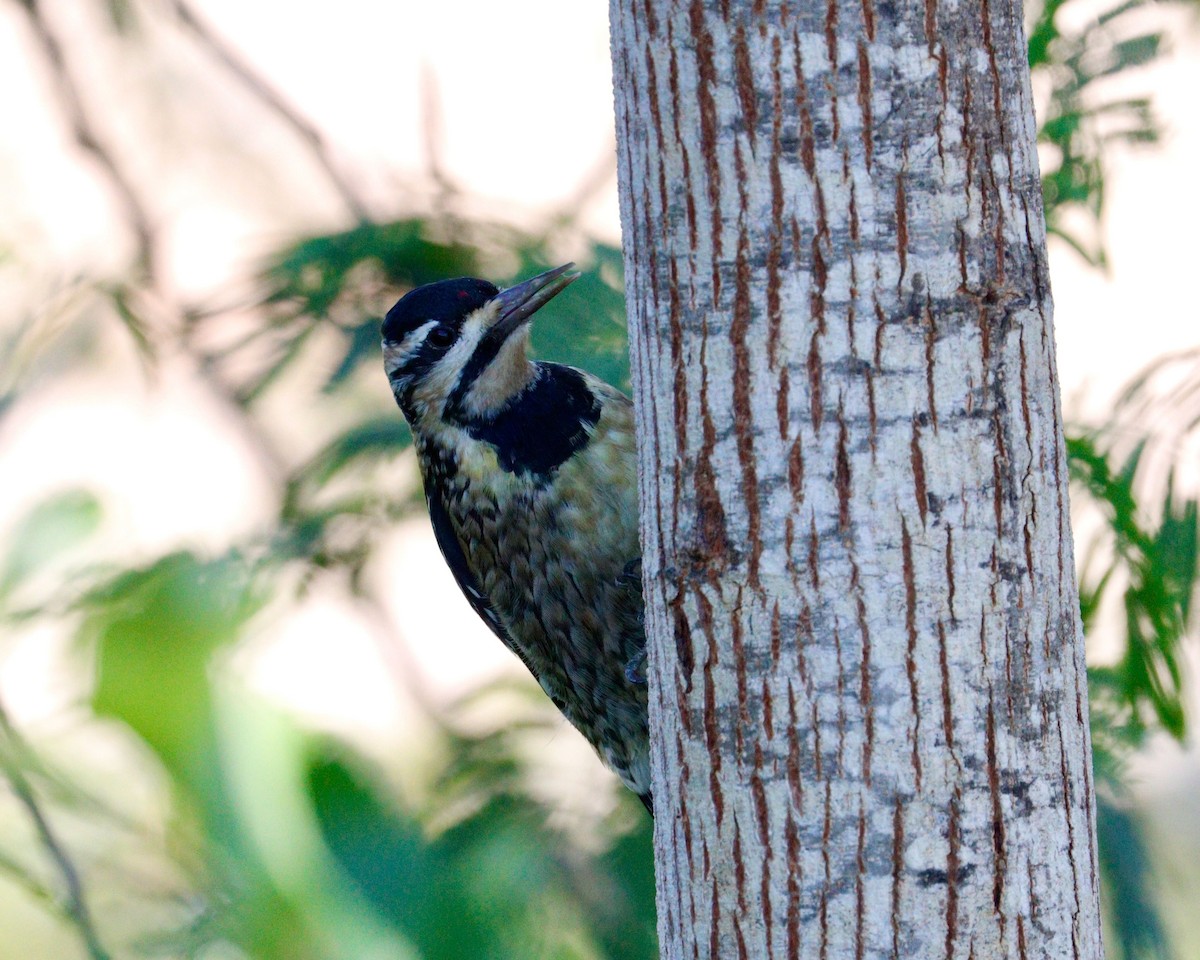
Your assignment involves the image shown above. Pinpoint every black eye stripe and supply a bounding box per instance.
[390,322,458,377]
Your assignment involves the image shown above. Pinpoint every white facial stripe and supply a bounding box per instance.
[408,310,490,413]
[461,324,535,417]
[383,319,438,375]
[387,301,535,424]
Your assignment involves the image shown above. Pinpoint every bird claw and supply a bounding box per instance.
[625,648,648,685]
[617,557,643,587]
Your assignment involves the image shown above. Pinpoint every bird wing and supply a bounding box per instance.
[425,487,540,676]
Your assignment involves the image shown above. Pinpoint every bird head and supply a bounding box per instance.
[382,263,579,426]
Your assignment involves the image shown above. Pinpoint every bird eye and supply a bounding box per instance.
[427,324,456,348]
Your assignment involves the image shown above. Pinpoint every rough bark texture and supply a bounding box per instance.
[609,1,1102,959]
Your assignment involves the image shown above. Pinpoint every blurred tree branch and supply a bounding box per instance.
[0,698,111,960]
[13,0,158,284]
[164,0,373,223]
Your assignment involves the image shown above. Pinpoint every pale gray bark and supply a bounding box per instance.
[609,1,1102,959]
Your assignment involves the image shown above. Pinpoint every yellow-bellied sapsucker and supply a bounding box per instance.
[381,264,650,813]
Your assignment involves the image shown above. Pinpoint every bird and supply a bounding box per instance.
[381,263,651,814]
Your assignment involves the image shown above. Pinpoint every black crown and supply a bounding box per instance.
[382,277,498,342]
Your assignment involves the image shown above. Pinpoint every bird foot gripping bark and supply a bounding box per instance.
[624,648,648,685]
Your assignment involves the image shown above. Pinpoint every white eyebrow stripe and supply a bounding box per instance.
[384,319,438,373]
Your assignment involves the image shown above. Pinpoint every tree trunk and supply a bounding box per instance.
[609,2,1102,959]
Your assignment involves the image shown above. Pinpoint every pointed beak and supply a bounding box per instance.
[488,263,580,341]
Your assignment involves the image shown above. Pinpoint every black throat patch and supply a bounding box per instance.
[463,363,601,480]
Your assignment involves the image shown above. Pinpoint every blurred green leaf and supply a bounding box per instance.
[83,552,263,808]
[237,321,319,406]
[285,417,412,507]
[1097,795,1173,960]
[1027,0,1072,66]
[1070,435,1197,743]
[308,732,657,960]
[101,0,137,33]
[0,490,102,602]
[262,220,479,318]
[509,243,631,392]
[1099,34,1162,76]
[323,318,384,393]
[307,749,509,960]
[1030,0,1166,265]
[588,813,657,960]
[434,793,577,958]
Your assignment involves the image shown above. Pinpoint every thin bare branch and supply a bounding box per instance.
[164,0,372,222]
[14,0,158,285]
[419,63,461,216]
[0,847,58,911]
[549,146,617,230]
[0,700,112,960]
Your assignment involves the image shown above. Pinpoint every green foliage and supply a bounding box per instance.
[1066,350,1200,960]
[1029,0,1164,266]
[288,417,413,497]
[1071,438,1196,742]
[0,490,101,605]
[509,243,631,392]
[241,220,630,408]
[83,552,263,810]
[1097,795,1172,960]
[309,750,523,960]
[263,220,480,316]
[307,744,655,960]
